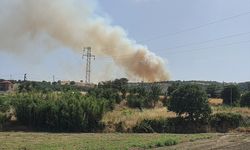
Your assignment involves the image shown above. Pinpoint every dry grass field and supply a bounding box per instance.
[208,98,223,106]
[102,107,176,132]
[212,106,250,117]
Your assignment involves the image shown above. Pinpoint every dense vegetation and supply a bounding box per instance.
[6,92,111,132]
[240,92,250,107]
[168,84,211,121]
[1,78,250,133]
[221,85,241,105]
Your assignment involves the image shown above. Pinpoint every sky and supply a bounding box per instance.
[1,0,250,83]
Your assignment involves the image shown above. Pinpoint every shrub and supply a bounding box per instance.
[133,117,209,133]
[0,95,11,112]
[240,92,250,107]
[221,85,240,105]
[0,112,7,130]
[148,84,162,107]
[88,88,120,106]
[210,113,242,132]
[12,92,110,132]
[127,85,162,108]
[168,84,211,121]
[127,95,144,109]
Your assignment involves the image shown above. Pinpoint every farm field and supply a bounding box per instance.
[0,132,215,150]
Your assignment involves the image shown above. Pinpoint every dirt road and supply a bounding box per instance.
[155,133,250,150]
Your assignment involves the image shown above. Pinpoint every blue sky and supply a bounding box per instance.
[98,0,250,82]
[1,0,250,82]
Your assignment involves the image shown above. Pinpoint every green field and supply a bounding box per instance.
[0,132,214,150]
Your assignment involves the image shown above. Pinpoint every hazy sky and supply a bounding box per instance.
[1,0,250,82]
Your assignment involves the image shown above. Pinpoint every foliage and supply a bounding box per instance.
[206,84,222,98]
[18,81,82,93]
[210,113,242,132]
[0,95,11,112]
[221,85,240,105]
[148,84,162,107]
[127,95,144,109]
[12,92,110,132]
[98,78,128,99]
[88,88,120,108]
[240,92,250,107]
[88,78,129,105]
[167,83,181,96]
[127,84,162,108]
[238,82,250,93]
[168,84,212,120]
[0,95,11,129]
[0,112,8,129]
[133,117,210,133]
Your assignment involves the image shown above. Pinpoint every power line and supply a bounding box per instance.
[162,39,250,55]
[96,39,250,61]
[164,31,250,51]
[97,32,250,60]
[139,11,250,43]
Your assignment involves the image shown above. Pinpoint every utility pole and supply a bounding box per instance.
[230,86,233,106]
[82,47,95,84]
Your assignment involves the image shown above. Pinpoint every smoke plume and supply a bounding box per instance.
[0,0,170,82]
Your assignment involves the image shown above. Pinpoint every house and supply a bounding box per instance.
[0,80,14,92]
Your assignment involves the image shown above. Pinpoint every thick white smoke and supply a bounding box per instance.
[0,0,170,82]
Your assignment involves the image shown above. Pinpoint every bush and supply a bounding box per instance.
[210,113,242,132]
[240,92,250,107]
[0,112,8,130]
[88,88,120,107]
[168,84,211,120]
[0,95,11,112]
[12,92,110,132]
[127,95,144,109]
[133,117,209,133]
[127,85,162,108]
[221,85,240,105]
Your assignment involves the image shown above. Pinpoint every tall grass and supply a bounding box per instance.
[212,105,250,117]
[102,107,176,132]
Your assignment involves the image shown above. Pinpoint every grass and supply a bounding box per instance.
[212,105,250,117]
[208,98,223,106]
[102,107,176,132]
[0,132,214,150]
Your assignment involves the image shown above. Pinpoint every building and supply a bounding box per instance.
[0,80,14,92]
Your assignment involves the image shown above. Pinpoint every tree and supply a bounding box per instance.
[113,78,128,99]
[240,92,250,107]
[168,84,211,120]
[221,85,240,105]
[97,78,128,99]
[167,83,180,96]
[206,84,222,98]
[148,84,162,107]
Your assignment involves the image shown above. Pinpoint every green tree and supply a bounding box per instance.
[206,84,222,98]
[148,84,162,107]
[240,92,250,107]
[168,84,211,120]
[221,85,240,105]
[167,83,180,96]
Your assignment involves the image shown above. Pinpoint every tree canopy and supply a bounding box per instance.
[168,84,211,120]
[221,85,240,105]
